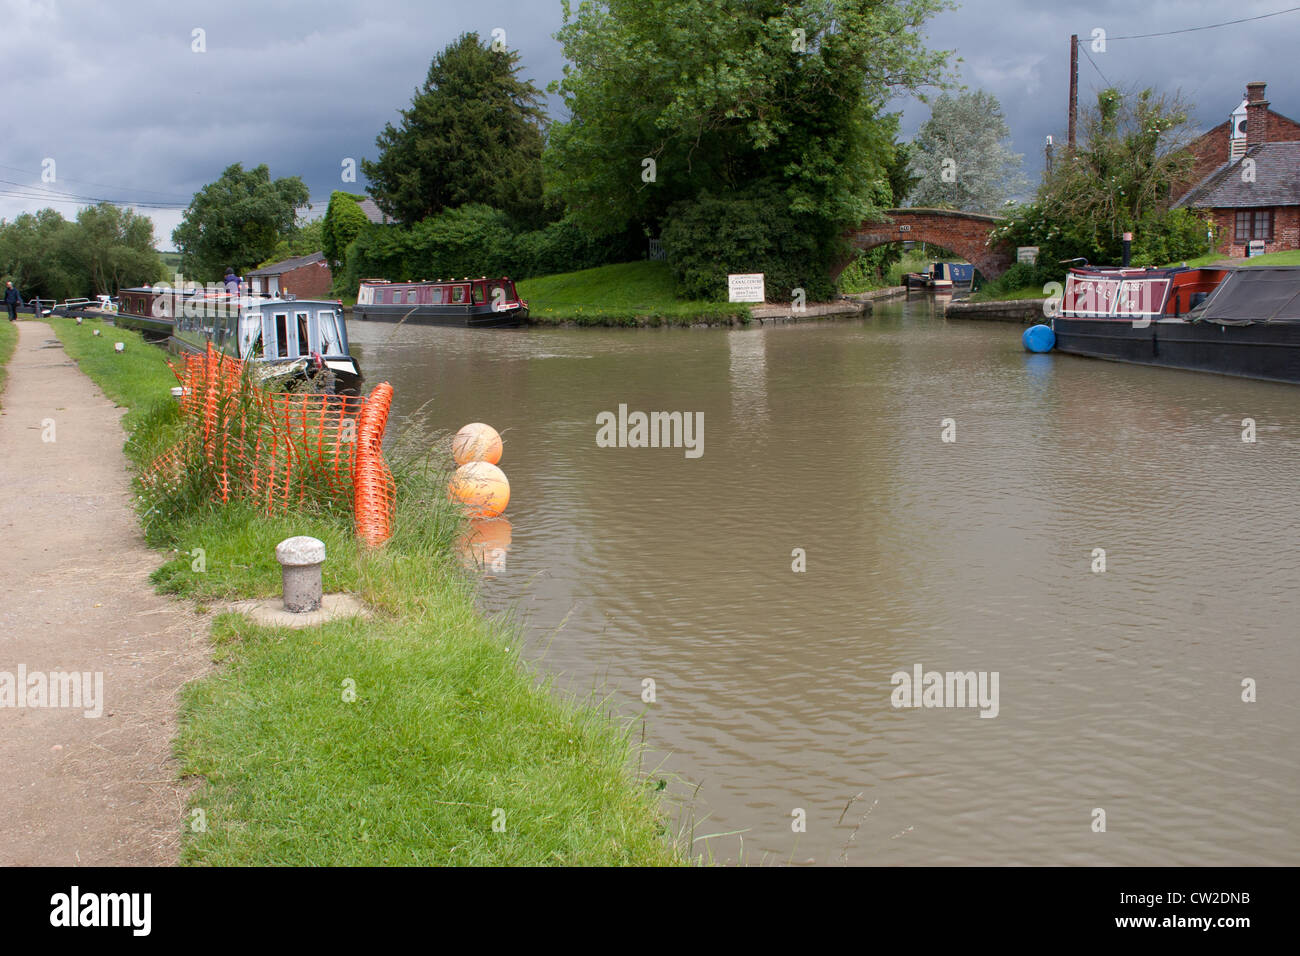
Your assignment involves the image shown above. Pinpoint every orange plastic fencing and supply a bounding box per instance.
[146,345,395,546]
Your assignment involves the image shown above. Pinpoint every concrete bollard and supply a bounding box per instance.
[276,536,326,613]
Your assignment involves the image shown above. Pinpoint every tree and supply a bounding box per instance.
[906,91,1026,212]
[172,163,309,280]
[992,87,1209,271]
[67,203,163,293]
[362,33,547,226]
[0,209,78,299]
[1,206,164,299]
[1042,86,1197,246]
[546,0,951,294]
[256,220,326,268]
[321,192,370,271]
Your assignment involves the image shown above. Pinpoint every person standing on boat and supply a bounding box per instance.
[223,268,240,296]
[4,281,19,322]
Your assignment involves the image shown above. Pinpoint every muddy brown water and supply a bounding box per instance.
[349,297,1300,865]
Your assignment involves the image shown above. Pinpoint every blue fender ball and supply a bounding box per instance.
[1022,324,1055,353]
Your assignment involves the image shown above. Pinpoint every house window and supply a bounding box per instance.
[1235,210,1274,241]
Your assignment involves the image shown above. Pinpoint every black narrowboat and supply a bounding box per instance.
[1052,265,1300,384]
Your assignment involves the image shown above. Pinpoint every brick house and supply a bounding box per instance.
[245,251,333,298]
[1172,82,1300,258]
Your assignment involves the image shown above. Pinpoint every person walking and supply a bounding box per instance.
[4,281,19,322]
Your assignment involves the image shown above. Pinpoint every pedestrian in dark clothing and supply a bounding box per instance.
[4,281,19,322]
[224,268,240,296]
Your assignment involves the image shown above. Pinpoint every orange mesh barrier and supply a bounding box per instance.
[149,345,395,546]
[354,383,395,548]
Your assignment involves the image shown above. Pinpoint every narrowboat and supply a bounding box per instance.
[1053,265,1300,384]
[905,262,972,291]
[354,276,527,327]
[115,286,363,395]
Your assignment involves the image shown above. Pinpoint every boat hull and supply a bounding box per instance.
[352,303,527,328]
[1053,317,1300,384]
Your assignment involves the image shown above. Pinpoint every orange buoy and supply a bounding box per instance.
[452,422,503,465]
[448,461,510,518]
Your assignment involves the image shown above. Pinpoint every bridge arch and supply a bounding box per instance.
[839,208,1015,281]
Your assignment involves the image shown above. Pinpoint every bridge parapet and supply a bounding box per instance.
[841,208,1015,281]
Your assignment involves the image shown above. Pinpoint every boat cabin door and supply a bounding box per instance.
[261,308,317,359]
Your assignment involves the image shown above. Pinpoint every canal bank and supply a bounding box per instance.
[943,297,1047,323]
[20,316,683,866]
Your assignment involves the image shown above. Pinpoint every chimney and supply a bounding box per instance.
[1245,81,1270,146]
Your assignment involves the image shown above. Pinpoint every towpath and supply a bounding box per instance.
[0,320,205,865]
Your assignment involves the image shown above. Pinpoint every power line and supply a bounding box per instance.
[0,162,191,204]
[1076,40,1112,89]
[1107,5,1300,40]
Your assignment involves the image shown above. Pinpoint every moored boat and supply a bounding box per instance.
[354,276,528,327]
[115,285,363,395]
[1052,264,1300,384]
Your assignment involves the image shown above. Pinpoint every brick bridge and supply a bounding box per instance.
[839,208,1015,281]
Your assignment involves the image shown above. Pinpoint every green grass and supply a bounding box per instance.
[1237,249,1300,267]
[517,260,749,326]
[49,316,686,866]
[968,284,1050,303]
[0,317,16,407]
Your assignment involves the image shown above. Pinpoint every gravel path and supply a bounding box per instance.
[0,321,207,866]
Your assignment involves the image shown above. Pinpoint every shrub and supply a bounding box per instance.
[660,185,840,302]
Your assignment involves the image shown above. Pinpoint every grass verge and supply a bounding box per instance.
[49,315,685,866]
[967,285,1051,303]
[0,317,16,406]
[518,260,749,326]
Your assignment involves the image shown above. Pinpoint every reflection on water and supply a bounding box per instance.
[350,298,1300,865]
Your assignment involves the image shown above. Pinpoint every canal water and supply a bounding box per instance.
[349,296,1300,866]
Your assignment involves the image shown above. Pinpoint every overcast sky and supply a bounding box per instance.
[3,0,1298,249]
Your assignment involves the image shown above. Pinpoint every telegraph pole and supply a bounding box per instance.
[1068,34,1079,151]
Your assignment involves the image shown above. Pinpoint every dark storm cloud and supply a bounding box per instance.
[2,0,1297,245]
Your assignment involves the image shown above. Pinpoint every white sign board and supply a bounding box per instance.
[728,273,765,303]
[1017,246,1039,265]
[1248,239,1266,257]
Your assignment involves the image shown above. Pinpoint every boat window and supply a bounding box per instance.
[317,310,341,354]
[472,284,485,304]
[295,312,311,356]
[452,286,465,304]
[431,287,443,304]
[273,313,289,358]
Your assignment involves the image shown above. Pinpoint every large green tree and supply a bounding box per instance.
[67,203,163,293]
[907,90,1026,212]
[362,33,547,226]
[545,0,952,240]
[172,163,309,280]
[1,205,164,299]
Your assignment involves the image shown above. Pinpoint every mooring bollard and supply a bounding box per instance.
[276,536,326,613]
